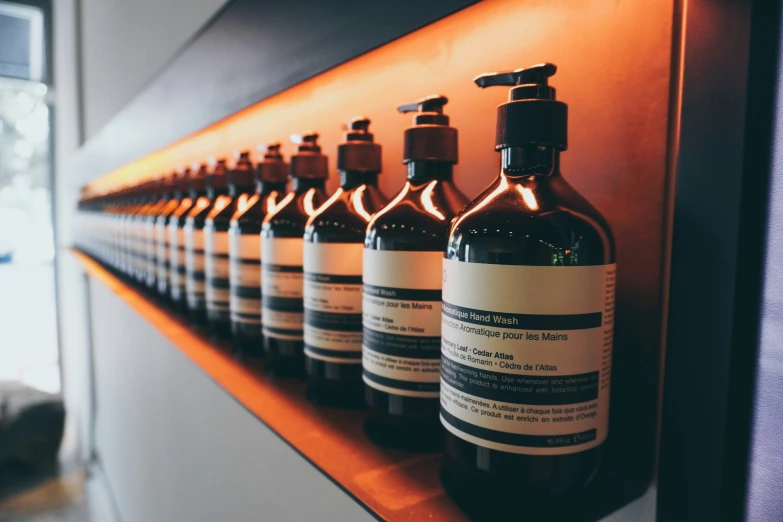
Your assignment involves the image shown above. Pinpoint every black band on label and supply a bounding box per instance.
[263,296,303,312]
[442,302,602,331]
[305,310,362,332]
[234,258,261,266]
[177,266,187,275]
[363,284,441,302]
[362,328,440,359]
[232,286,262,298]
[305,273,363,285]
[189,272,206,281]
[440,408,597,448]
[305,346,361,360]
[207,277,230,289]
[210,253,230,259]
[190,249,205,254]
[233,311,261,320]
[264,264,304,273]
[363,369,440,392]
[441,357,599,405]
[263,326,303,337]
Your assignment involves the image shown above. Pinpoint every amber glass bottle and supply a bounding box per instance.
[142,176,169,291]
[155,169,188,301]
[363,96,468,450]
[205,152,257,339]
[262,133,329,377]
[304,118,388,407]
[230,144,288,358]
[184,160,231,325]
[169,166,200,315]
[440,64,616,499]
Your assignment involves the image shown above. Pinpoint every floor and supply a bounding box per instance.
[0,461,118,522]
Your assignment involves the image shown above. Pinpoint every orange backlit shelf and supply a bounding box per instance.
[72,249,469,522]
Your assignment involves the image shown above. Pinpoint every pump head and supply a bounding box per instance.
[397,94,457,164]
[256,142,289,184]
[207,158,229,192]
[338,117,382,173]
[290,132,328,179]
[474,63,566,151]
[229,150,255,188]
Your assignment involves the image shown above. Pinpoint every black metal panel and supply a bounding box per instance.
[658,0,779,520]
[70,0,475,187]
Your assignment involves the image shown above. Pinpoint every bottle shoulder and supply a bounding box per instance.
[262,188,328,238]
[365,180,468,252]
[448,175,615,266]
[305,185,387,243]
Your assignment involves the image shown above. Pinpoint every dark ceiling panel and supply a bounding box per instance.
[70,0,476,187]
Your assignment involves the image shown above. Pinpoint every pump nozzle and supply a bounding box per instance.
[474,63,566,150]
[338,117,381,172]
[290,132,321,153]
[474,63,556,88]
[256,143,288,184]
[398,95,448,115]
[290,132,328,179]
[397,94,457,164]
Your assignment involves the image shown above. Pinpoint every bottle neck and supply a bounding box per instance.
[229,184,255,198]
[340,171,379,190]
[206,186,229,200]
[257,181,288,195]
[501,146,560,177]
[293,177,326,192]
[189,188,206,200]
[406,161,454,182]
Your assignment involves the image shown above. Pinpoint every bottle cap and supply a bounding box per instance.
[207,159,229,191]
[474,63,567,150]
[337,117,382,172]
[229,151,255,189]
[256,143,289,183]
[290,133,328,179]
[190,163,208,192]
[398,95,457,164]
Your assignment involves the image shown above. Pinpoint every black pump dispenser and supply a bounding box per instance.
[207,159,229,197]
[474,63,567,151]
[440,64,616,505]
[290,133,328,179]
[229,151,255,193]
[257,143,289,185]
[337,117,382,172]
[398,95,458,164]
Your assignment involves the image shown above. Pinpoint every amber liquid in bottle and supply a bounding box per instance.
[231,180,287,357]
[304,171,387,407]
[364,161,467,450]
[442,146,615,499]
[262,178,328,376]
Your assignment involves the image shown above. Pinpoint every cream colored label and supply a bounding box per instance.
[169,224,186,297]
[362,249,444,398]
[204,226,230,313]
[184,225,205,304]
[303,242,364,363]
[155,218,169,287]
[229,227,262,325]
[262,237,304,340]
[440,260,616,456]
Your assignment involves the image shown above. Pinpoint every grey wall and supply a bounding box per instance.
[52,0,226,468]
[86,280,372,522]
[79,0,227,140]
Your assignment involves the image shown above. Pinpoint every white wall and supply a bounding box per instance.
[79,0,227,140]
[53,0,227,463]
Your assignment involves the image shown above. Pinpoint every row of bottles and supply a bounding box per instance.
[75,64,616,500]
